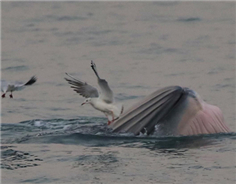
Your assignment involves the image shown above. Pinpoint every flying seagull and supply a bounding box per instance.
[1,76,37,98]
[65,60,124,125]
[110,86,231,136]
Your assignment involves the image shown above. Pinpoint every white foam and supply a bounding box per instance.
[34,121,42,127]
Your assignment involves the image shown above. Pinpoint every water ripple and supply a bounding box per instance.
[2,118,236,150]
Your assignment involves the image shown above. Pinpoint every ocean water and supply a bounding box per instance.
[1,2,236,184]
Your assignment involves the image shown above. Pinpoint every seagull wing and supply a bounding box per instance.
[24,76,37,86]
[97,78,114,103]
[65,73,99,98]
[90,60,113,103]
[14,76,37,91]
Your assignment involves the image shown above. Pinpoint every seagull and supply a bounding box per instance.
[1,76,37,98]
[65,60,124,125]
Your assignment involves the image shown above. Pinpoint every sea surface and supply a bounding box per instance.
[1,2,236,184]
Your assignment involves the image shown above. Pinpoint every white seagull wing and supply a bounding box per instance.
[91,60,113,103]
[14,76,37,91]
[97,78,114,103]
[65,73,99,98]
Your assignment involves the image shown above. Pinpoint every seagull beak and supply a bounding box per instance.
[81,102,85,106]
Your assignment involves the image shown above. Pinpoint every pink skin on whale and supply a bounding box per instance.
[178,101,230,135]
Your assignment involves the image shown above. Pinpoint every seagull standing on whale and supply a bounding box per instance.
[1,76,37,98]
[65,61,124,125]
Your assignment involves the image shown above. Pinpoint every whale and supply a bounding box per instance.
[110,86,231,136]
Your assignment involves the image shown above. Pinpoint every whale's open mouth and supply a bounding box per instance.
[110,86,230,136]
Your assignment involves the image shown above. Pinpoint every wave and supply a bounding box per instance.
[2,117,236,149]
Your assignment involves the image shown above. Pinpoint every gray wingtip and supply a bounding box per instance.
[25,76,37,86]
[65,72,70,77]
[64,73,79,82]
